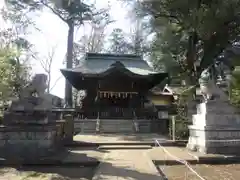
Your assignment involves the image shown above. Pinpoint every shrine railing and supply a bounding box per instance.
[101,108,158,119]
[96,107,158,120]
[53,107,159,120]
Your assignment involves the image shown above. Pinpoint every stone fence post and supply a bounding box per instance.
[64,114,74,143]
[171,115,176,141]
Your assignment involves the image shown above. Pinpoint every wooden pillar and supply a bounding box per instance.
[97,80,100,119]
[64,114,74,143]
[96,87,100,132]
[171,115,176,141]
[139,92,144,108]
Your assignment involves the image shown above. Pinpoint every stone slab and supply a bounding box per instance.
[196,101,237,114]
[192,114,240,126]
[188,126,240,141]
[188,125,240,131]
[2,111,59,125]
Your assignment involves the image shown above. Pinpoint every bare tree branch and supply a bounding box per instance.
[32,43,58,93]
[49,75,63,92]
[40,0,67,23]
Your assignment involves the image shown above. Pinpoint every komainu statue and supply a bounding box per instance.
[199,68,214,102]
[9,73,52,111]
[199,67,230,103]
[19,74,48,99]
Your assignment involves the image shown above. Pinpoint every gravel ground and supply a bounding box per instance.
[159,164,240,180]
[0,166,97,180]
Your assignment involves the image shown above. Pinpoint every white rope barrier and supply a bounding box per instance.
[154,139,206,180]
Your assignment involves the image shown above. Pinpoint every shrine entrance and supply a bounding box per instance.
[97,91,141,119]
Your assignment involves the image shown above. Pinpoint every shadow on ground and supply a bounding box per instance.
[9,159,162,180]
[93,161,162,180]
[0,152,162,180]
[0,149,101,180]
[15,165,96,180]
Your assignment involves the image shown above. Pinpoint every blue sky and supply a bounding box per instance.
[1,0,132,98]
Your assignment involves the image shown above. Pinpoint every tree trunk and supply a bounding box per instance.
[65,20,74,107]
[15,57,21,98]
[47,72,51,93]
[186,32,198,83]
[185,32,198,99]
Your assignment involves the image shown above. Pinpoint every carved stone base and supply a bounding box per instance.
[0,124,64,162]
[2,111,58,125]
[187,101,240,155]
[187,125,240,155]
[9,96,54,112]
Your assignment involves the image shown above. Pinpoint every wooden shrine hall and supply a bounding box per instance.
[61,53,170,134]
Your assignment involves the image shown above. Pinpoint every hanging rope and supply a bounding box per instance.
[154,139,206,180]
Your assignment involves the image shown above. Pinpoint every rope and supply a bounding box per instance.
[154,139,206,180]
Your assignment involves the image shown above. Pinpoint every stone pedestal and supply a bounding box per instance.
[0,96,65,163]
[187,100,240,155]
[0,123,64,162]
[2,111,58,125]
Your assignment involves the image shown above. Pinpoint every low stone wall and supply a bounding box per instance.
[0,122,65,162]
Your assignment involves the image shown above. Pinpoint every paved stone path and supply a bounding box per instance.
[92,149,162,180]
[74,133,167,144]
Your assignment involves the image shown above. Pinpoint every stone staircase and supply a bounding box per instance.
[137,120,151,133]
[99,119,134,133]
[74,119,154,134]
[74,120,97,133]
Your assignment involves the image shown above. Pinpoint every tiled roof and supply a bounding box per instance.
[61,53,165,76]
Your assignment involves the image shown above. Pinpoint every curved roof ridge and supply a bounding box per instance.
[86,52,143,61]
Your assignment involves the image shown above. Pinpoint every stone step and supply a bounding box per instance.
[68,140,187,148]
[98,145,152,150]
[138,122,151,133]
[100,122,133,125]
[100,129,134,133]
[100,120,134,133]
[74,121,97,133]
[74,119,153,133]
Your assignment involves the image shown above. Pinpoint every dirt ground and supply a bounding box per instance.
[159,164,240,180]
[0,166,96,180]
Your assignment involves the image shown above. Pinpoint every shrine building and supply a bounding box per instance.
[61,53,170,134]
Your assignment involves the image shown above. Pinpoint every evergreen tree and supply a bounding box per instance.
[108,28,131,54]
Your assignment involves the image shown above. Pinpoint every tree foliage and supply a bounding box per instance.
[0,47,30,101]
[230,67,240,107]
[139,0,240,79]
[5,0,92,24]
[151,23,188,75]
[119,0,152,55]
[73,9,113,62]
[108,28,131,54]
[0,6,33,102]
